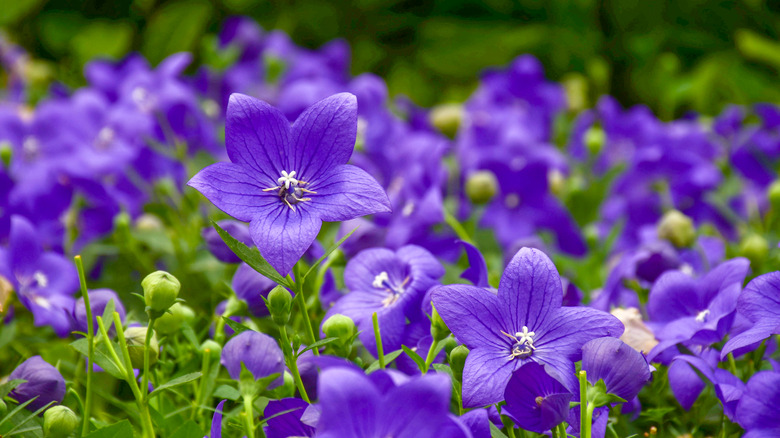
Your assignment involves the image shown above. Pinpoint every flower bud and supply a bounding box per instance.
[768,180,780,209]
[142,271,180,314]
[547,169,566,196]
[43,405,79,438]
[221,331,284,384]
[155,303,188,335]
[125,327,159,369]
[322,314,356,346]
[200,340,222,361]
[0,141,12,168]
[739,233,768,266]
[430,305,450,342]
[429,103,463,139]
[266,286,293,326]
[449,345,469,382]
[657,210,695,248]
[465,171,498,205]
[585,125,605,155]
[9,356,66,411]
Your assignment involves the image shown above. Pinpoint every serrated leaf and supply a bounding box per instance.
[212,220,287,286]
[70,338,125,380]
[401,345,427,373]
[149,372,203,399]
[213,384,241,401]
[365,349,403,373]
[83,420,134,438]
[302,226,358,282]
[222,316,253,335]
[296,337,338,357]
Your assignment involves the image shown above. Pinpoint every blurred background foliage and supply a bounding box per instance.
[2,0,780,118]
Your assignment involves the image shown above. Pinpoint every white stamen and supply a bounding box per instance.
[695,309,710,323]
[372,271,390,289]
[402,201,415,217]
[515,326,536,347]
[33,271,48,288]
[277,170,299,190]
[32,295,51,310]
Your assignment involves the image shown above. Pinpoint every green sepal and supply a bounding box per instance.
[586,379,627,408]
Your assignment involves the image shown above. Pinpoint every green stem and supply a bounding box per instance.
[294,283,319,355]
[74,255,94,437]
[579,370,591,438]
[372,312,385,369]
[142,316,157,401]
[243,394,256,438]
[557,423,568,438]
[278,325,311,403]
[111,314,155,438]
[423,339,440,373]
[501,415,517,438]
[443,209,473,244]
[727,352,738,376]
[194,350,211,421]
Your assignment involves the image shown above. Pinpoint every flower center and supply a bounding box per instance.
[263,170,316,211]
[372,271,411,307]
[502,326,536,360]
[695,309,710,323]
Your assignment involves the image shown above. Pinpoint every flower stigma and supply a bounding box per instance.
[695,309,710,323]
[263,170,317,211]
[501,326,536,360]
[372,271,411,307]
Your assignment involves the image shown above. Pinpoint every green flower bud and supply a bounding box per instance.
[429,103,463,139]
[125,326,159,369]
[739,233,769,266]
[430,305,450,343]
[465,171,498,205]
[584,125,605,155]
[0,141,12,168]
[135,213,164,231]
[768,180,780,209]
[657,210,696,248]
[322,314,356,356]
[43,405,79,438]
[142,270,181,314]
[266,285,293,326]
[449,345,469,382]
[200,340,222,360]
[180,304,196,325]
[548,169,566,196]
[155,303,189,335]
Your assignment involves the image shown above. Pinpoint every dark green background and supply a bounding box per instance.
[2,0,780,118]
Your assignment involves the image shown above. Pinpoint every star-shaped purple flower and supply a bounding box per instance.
[188,93,391,275]
[431,247,624,407]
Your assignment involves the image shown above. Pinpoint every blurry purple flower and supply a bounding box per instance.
[188,93,390,275]
[432,247,624,407]
[722,271,780,358]
[221,330,284,385]
[581,337,652,402]
[315,367,470,438]
[647,258,749,360]
[0,216,77,337]
[205,399,226,438]
[264,398,315,438]
[503,362,572,433]
[324,245,444,356]
[203,220,253,263]
[459,241,490,289]
[735,371,780,437]
[232,262,276,317]
[9,356,66,411]
[73,289,126,335]
[673,352,744,420]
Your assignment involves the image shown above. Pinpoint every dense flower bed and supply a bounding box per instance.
[0,16,779,438]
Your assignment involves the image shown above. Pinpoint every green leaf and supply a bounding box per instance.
[302,226,358,282]
[0,319,17,351]
[141,0,213,65]
[0,379,25,399]
[222,316,253,335]
[169,420,205,438]
[83,420,134,438]
[100,298,116,334]
[489,422,510,438]
[4,400,55,436]
[213,384,241,401]
[211,220,287,286]
[149,372,203,399]
[296,337,339,357]
[401,345,427,373]
[586,379,627,408]
[70,338,125,380]
[365,349,403,373]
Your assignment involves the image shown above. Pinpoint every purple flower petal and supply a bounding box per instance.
[188,162,278,222]
[317,368,381,437]
[497,248,562,332]
[461,347,517,407]
[249,207,322,276]
[311,164,391,222]
[504,362,572,433]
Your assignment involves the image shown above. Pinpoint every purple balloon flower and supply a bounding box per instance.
[581,337,652,402]
[188,92,391,275]
[503,362,572,433]
[432,247,624,407]
[9,356,66,411]
[220,330,284,385]
[73,288,127,335]
[232,262,277,317]
[205,399,226,438]
[324,245,444,356]
[264,398,316,438]
[735,371,780,437]
[721,271,780,358]
[203,220,253,263]
[315,367,470,438]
